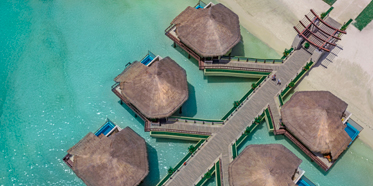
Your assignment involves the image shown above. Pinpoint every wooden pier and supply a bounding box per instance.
[164,49,313,186]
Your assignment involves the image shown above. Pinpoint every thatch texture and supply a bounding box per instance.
[115,57,188,119]
[281,91,351,160]
[67,127,148,186]
[171,3,241,57]
[229,144,302,186]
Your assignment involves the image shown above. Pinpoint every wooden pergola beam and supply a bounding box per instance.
[294,26,330,52]
[298,20,336,47]
[304,15,341,40]
[310,9,346,34]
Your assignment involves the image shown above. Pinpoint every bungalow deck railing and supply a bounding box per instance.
[220,56,283,63]
[284,131,330,171]
[165,25,203,69]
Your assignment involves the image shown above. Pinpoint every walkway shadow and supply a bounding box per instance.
[171,43,200,68]
[172,82,197,117]
[230,38,245,56]
[117,100,145,126]
[140,144,160,186]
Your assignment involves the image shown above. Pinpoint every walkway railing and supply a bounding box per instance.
[222,75,268,120]
[278,61,314,105]
[168,116,224,125]
[156,139,207,186]
[231,111,266,159]
[220,56,283,63]
[194,159,222,186]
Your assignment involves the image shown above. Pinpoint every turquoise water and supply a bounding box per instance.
[0,0,279,185]
[237,121,373,186]
[3,0,372,186]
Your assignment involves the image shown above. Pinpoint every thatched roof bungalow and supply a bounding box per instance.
[229,144,302,186]
[66,127,148,186]
[114,56,188,119]
[281,91,351,160]
[171,3,241,57]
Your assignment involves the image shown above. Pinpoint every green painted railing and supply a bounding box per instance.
[264,108,274,132]
[196,164,216,186]
[231,112,265,159]
[278,95,284,106]
[215,161,221,186]
[156,139,206,186]
[169,116,223,123]
[280,62,314,101]
[150,131,209,140]
[222,76,268,120]
[220,56,283,63]
[204,68,271,76]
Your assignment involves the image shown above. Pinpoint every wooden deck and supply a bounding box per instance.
[166,49,314,186]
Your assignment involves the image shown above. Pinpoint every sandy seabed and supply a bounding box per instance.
[217,0,373,149]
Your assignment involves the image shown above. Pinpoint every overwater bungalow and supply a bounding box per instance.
[229,144,303,186]
[166,2,241,65]
[112,53,188,128]
[63,126,148,186]
[281,91,362,170]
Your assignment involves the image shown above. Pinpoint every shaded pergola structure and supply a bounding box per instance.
[292,10,346,62]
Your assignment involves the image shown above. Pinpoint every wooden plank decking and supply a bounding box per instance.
[166,49,313,186]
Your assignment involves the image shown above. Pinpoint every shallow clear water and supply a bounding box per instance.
[237,121,373,186]
[0,0,279,185]
[1,0,372,186]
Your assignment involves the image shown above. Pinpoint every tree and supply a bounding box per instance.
[188,145,196,154]
[244,127,250,135]
[288,82,295,88]
[304,42,310,49]
[168,167,174,174]
[233,101,240,108]
[255,117,261,124]
[251,83,257,89]
[204,172,212,179]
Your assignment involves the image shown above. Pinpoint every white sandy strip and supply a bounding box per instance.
[330,0,371,23]
[216,0,329,55]
[217,0,373,149]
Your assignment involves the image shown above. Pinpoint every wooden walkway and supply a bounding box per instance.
[166,49,312,186]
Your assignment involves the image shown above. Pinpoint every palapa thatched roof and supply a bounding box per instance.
[67,127,148,186]
[229,144,302,186]
[281,91,351,160]
[171,3,241,57]
[114,57,188,119]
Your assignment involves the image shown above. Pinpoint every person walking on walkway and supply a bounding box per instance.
[277,79,281,85]
[272,74,276,81]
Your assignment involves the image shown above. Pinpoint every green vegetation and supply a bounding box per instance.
[233,101,240,108]
[354,1,373,31]
[204,172,212,179]
[323,0,337,6]
[251,83,257,89]
[341,19,352,31]
[188,145,196,153]
[288,82,295,88]
[304,42,310,49]
[321,7,334,19]
[168,167,175,174]
[281,48,293,59]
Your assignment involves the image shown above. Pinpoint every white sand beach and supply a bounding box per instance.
[217,0,373,149]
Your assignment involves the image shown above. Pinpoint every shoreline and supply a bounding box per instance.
[217,0,373,149]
